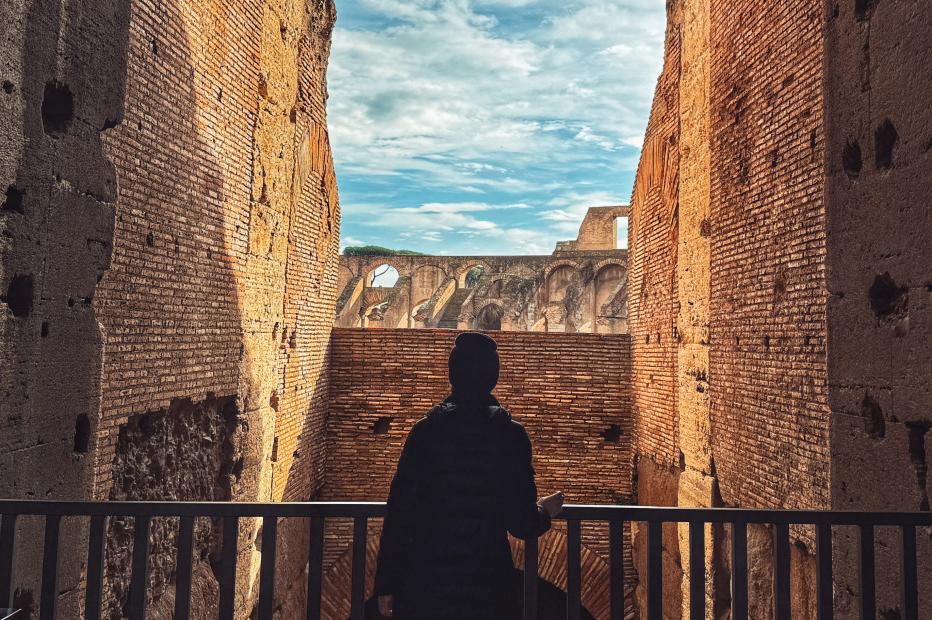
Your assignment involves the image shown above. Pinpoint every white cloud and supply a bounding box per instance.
[330,0,665,254]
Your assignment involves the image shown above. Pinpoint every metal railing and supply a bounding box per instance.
[0,501,929,620]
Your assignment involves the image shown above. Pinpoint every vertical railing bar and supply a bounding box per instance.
[129,515,150,620]
[688,521,705,620]
[566,519,581,620]
[173,516,195,620]
[0,514,18,608]
[350,517,367,620]
[524,534,539,620]
[648,521,662,620]
[39,514,61,620]
[84,515,107,620]
[218,516,239,620]
[307,518,325,620]
[258,516,278,620]
[859,524,875,620]
[731,520,748,620]
[901,524,918,620]
[774,522,791,620]
[609,520,624,620]
[816,523,833,620]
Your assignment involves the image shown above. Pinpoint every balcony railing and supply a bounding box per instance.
[0,501,929,620]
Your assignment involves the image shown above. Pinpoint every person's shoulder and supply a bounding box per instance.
[490,406,530,441]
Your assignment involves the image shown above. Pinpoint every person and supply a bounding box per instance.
[374,332,564,619]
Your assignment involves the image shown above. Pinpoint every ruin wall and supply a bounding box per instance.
[0,0,340,616]
[322,327,633,618]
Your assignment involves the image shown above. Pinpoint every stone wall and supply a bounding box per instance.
[322,327,633,619]
[628,0,932,617]
[0,0,339,616]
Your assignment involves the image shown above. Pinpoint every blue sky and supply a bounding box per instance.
[327,0,666,255]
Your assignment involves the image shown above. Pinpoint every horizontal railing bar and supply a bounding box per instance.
[0,501,929,526]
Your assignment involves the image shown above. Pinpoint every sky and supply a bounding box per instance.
[327,0,666,256]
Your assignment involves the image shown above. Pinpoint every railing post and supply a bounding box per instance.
[219,516,239,619]
[858,524,875,620]
[39,514,61,620]
[901,525,918,620]
[609,520,625,620]
[816,523,833,620]
[731,520,748,620]
[84,515,107,620]
[0,514,17,608]
[258,516,278,620]
[566,520,581,620]
[129,515,150,620]
[773,522,791,620]
[173,516,194,620]
[307,518,325,620]
[688,521,705,620]
[647,520,662,620]
[350,517,367,620]
[524,534,539,620]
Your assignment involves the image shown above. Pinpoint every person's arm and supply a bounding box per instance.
[374,422,422,599]
[503,424,560,540]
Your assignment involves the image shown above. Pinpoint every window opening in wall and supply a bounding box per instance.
[368,264,399,288]
[474,303,503,331]
[615,215,629,250]
[463,265,485,289]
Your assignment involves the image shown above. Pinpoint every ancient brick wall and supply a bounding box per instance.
[825,1,932,615]
[322,328,633,618]
[1,0,339,616]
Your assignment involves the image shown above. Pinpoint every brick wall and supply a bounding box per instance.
[323,328,633,617]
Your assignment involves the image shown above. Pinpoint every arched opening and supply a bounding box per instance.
[459,264,485,289]
[367,263,399,288]
[474,303,503,331]
[359,572,596,620]
[594,263,626,333]
[546,265,577,304]
[361,301,389,327]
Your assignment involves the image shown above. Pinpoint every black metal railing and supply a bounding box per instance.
[0,501,929,620]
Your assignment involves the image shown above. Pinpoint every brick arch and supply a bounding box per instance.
[456,261,490,288]
[320,525,609,620]
[592,258,627,277]
[361,258,407,282]
[543,259,582,280]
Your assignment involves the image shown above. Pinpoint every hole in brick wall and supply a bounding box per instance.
[869,272,908,322]
[2,81,13,94]
[699,218,712,237]
[74,414,91,453]
[150,38,159,56]
[41,321,49,337]
[272,322,279,340]
[2,185,24,214]
[782,74,795,88]
[231,457,244,481]
[146,232,154,247]
[269,390,279,412]
[102,117,119,130]
[763,335,771,349]
[173,238,180,254]
[41,80,74,134]
[810,129,817,151]
[843,140,862,178]
[855,0,879,21]
[289,331,297,349]
[860,392,885,440]
[735,336,740,346]
[372,417,391,435]
[875,119,898,170]
[3,274,34,318]
[804,334,811,346]
[67,297,75,308]
[271,436,279,462]
[770,149,779,168]
[644,334,650,344]
[600,425,622,443]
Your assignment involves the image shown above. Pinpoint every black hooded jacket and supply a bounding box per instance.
[373,396,551,619]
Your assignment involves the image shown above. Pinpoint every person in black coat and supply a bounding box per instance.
[374,332,564,619]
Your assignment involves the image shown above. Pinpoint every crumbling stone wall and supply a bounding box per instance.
[825,1,932,615]
[323,327,634,618]
[1,0,339,616]
[628,0,932,616]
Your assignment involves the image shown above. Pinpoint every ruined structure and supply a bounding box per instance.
[335,206,629,334]
[627,0,932,616]
[2,0,932,618]
[1,0,339,616]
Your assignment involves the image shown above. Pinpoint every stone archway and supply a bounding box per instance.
[474,303,504,330]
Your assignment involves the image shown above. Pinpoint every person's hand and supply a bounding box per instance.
[539,491,564,518]
[378,594,394,617]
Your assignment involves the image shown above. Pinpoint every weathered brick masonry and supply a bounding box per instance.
[1,0,339,616]
[323,328,633,619]
[628,0,932,617]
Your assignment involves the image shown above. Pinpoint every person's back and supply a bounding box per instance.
[374,333,563,619]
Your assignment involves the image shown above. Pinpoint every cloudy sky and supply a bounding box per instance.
[327,0,666,255]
